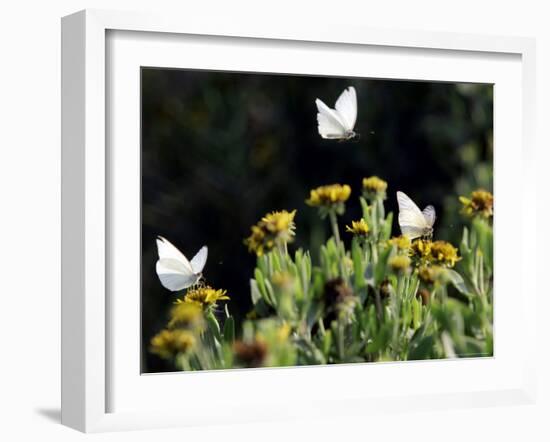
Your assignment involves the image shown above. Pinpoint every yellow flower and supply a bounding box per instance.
[261,210,296,240]
[305,184,351,208]
[244,209,297,256]
[389,255,411,272]
[389,235,412,251]
[244,225,270,256]
[362,176,388,198]
[411,239,460,268]
[430,241,460,267]
[150,329,196,359]
[411,239,432,260]
[459,189,493,218]
[168,301,204,329]
[345,218,370,236]
[179,285,229,307]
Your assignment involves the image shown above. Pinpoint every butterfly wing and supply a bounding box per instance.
[334,86,357,131]
[315,98,347,139]
[397,191,428,240]
[190,245,208,274]
[156,236,197,291]
[156,258,198,291]
[422,205,436,228]
[156,236,193,273]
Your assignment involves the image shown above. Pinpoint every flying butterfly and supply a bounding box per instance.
[155,236,208,291]
[315,86,358,140]
[396,191,436,240]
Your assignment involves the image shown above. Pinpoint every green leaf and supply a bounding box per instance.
[206,311,222,343]
[408,335,435,360]
[255,268,267,298]
[374,245,392,285]
[411,297,422,329]
[360,196,371,220]
[250,279,262,305]
[380,212,394,241]
[223,317,235,344]
[366,324,391,353]
[322,330,332,357]
[445,269,468,294]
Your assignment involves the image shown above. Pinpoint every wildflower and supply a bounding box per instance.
[233,340,268,368]
[150,329,196,359]
[244,209,296,256]
[261,210,297,241]
[362,176,388,199]
[389,255,411,273]
[389,235,412,252]
[430,241,460,267]
[179,285,229,308]
[244,225,270,256]
[411,239,459,268]
[345,218,370,236]
[305,184,351,214]
[459,189,493,219]
[411,239,432,263]
[168,301,204,329]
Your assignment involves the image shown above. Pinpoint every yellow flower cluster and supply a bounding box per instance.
[411,239,460,268]
[389,235,412,251]
[362,176,388,198]
[150,329,196,359]
[178,285,230,307]
[389,254,411,272]
[305,184,351,208]
[459,189,493,219]
[244,210,297,256]
[345,218,370,236]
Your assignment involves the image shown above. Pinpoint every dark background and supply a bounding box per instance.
[141,68,493,373]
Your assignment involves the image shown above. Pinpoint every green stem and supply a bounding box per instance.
[329,210,347,278]
[328,210,341,248]
[337,322,345,361]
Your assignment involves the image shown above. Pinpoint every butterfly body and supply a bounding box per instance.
[316,86,358,140]
[155,236,208,291]
[396,191,436,240]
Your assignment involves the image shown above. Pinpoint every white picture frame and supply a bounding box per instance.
[61,9,537,433]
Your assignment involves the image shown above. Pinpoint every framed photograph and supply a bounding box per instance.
[61,9,537,432]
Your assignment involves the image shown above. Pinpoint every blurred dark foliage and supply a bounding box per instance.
[141,68,492,372]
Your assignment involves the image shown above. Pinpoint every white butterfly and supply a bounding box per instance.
[396,191,436,240]
[155,236,208,291]
[315,86,357,140]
